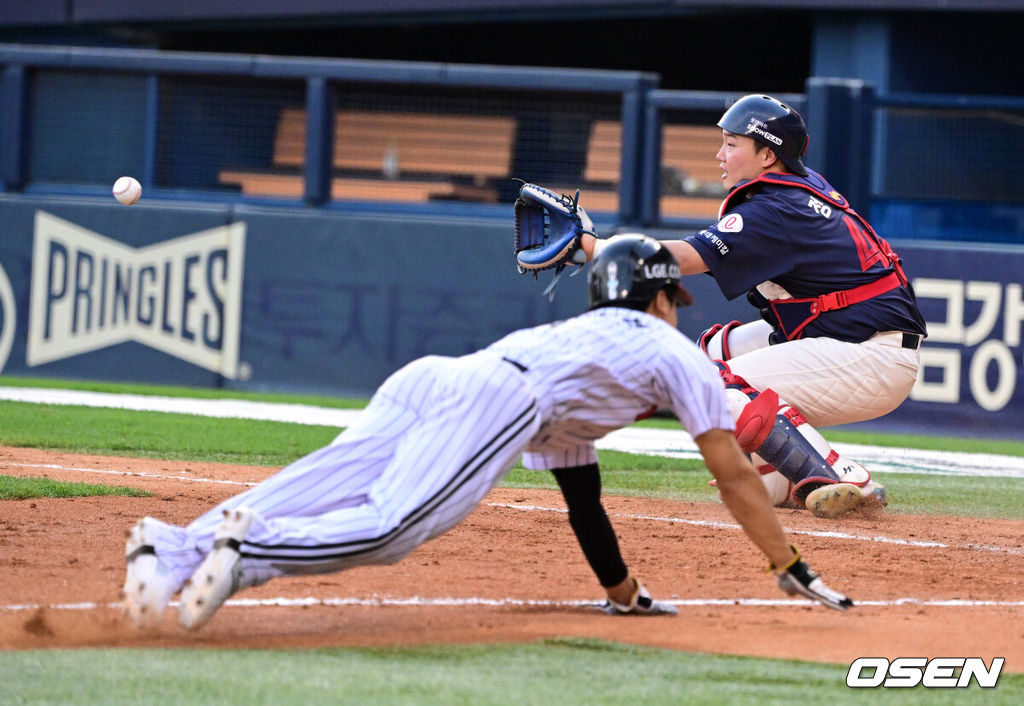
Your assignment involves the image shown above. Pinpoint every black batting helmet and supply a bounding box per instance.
[718,94,809,176]
[588,234,693,310]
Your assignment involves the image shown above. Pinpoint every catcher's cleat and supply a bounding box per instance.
[861,480,887,506]
[599,581,678,616]
[122,517,178,629]
[804,482,863,518]
[178,507,256,631]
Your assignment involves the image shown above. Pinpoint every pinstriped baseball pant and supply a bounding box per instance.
[149,352,540,591]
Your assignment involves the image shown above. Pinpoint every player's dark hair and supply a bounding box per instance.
[590,284,685,313]
[591,298,649,312]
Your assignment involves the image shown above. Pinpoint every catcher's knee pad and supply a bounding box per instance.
[771,410,873,490]
[700,320,772,361]
[699,320,742,360]
[750,404,843,503]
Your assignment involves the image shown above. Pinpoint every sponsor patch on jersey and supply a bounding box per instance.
[717,213,743,233]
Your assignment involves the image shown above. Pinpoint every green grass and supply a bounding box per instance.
[3,379,1024,518]
[0,374,367,409]
[0,475,151,500]
[510,465,1024,519]
[0,640,1019,705]
[0,400,339,467]
[821,427,1024,457]
[873,473,1024,518]
[507,450,714,499]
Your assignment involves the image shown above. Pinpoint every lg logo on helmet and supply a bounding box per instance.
[642,263,680,279]
[846,657,1004,688]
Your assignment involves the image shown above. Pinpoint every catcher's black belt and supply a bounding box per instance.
[901,333,923,350]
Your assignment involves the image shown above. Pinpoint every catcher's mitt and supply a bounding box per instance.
[513,183,597,297]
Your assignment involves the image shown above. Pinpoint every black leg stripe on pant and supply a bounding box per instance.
[237,402,538,563]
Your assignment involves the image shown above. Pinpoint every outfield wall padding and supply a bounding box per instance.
[1,196,1021,439]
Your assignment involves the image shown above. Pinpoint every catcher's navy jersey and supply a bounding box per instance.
[686,169,927,343]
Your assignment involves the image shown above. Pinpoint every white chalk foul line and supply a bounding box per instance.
[597,427,1024,479]
[0,386,360,427]
[4,458,1020,556]
[5,462,257,487]
[488,503,1024,556]
[4,596,1024,614]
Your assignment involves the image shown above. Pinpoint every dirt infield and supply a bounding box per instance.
[2,445,1022,671]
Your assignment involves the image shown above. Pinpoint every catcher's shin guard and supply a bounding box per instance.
[737,393,840,502]
[752,407,877,505]
[717,363,864,514]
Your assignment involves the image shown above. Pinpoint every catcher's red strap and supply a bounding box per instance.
[810,271,903,314]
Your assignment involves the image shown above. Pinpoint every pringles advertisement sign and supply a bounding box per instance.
[25,211,246,379]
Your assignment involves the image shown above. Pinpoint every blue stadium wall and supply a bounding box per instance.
[1,196,1022,440]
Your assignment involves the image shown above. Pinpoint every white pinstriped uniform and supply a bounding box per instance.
[144,306,733,592]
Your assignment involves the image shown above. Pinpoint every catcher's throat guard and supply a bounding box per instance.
[513,183,596,298]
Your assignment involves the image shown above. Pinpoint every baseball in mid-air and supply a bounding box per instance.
[113,176,142,205]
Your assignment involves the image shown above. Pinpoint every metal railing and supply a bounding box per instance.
[2,44,1022,239]
[0,43,657,220]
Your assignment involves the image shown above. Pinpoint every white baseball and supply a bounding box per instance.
[113,176,142,205]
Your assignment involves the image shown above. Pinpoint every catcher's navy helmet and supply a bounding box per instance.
[588,234,693,310]
[718,94,809,176]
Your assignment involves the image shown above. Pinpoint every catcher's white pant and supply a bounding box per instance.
[143,353,540,592]
[707,320,917,506]
[717,320,920,427]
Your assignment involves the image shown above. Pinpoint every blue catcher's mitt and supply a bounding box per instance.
[514,183,597,297]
